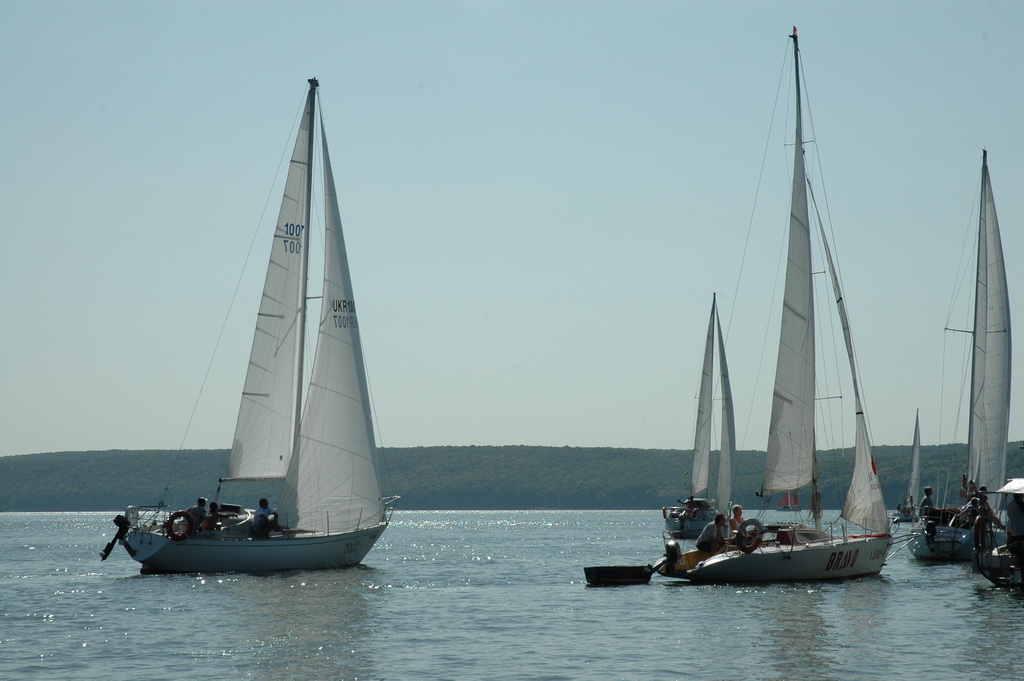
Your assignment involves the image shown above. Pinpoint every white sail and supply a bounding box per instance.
[968,151,1011,494]
[279,121,385,534]
[814,203,888,533]
[656,29,891,584]
[226,88,314,481]
[904,412,921,511]
[114,79,390,573]
[763,51,815,495]
[690,302,716,497]
[657,29,891,584]
[714,301,736,509]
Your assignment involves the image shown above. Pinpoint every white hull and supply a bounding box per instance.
[907,526,973,561]
[664,519,702,539]
[668,533,891,583]
[907,525,1004,562]
[123,523,387,573]
[663,505,714,539]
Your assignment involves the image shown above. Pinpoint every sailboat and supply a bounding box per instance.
[659,29,891,583]
[663,295,736,539]
[776,491,799,512]
[103,79,395,573]
[908,151,1010,562]
[976,478,1024,587]
[894,412,921,523]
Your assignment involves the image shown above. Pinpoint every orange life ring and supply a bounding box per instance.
[165,510,194,541]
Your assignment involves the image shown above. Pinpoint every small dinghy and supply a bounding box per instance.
[584,565,655,586]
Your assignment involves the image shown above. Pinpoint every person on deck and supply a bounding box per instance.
[186,498,207,531]
[728,505,744,535]
[253,498,277,537]
[201,501,223,531]
[919,487,935,514]
[696,513,727,554]
[973,493,1005,551]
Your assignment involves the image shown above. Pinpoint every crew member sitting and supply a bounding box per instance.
[186,497,207,532]
[696,512,727,554]
[252,498,277,537]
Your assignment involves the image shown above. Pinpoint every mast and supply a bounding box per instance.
[968,150,987,488]
[226,78,319,481]
[290,78,317,461]
[691,296,717,498]
[792,27,822,530]
[967,149,1012,492]
[763,26,817,522]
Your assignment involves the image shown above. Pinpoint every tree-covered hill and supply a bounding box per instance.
[1,442,1020,512]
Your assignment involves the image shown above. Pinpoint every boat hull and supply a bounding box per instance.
[664,534,891,583]
[976,546,1024,588]
[123,523,387,573]
[663,519,702,540]
[906,525,1004,562]
[663,503,714,539]
[584,565,654,586]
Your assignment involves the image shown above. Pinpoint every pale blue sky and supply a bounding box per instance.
[2,1,1022,458]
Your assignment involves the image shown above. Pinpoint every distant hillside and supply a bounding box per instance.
[1,443,1020,512]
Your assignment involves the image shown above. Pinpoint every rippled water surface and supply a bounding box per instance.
[1,511,1020,681]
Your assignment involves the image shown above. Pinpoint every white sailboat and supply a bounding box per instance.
[909,150,1010,561]
[894,412,922,523]
[976,478,1024,587]
[663,295,736,539]
[660,28,891,583]
[105,79,394,573]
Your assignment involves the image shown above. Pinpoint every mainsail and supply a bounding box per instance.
[763,30,815,496]
[226,85,314,481]
[968,151,1011,494]
[690,302,716,498]
[714,304,736,508]
[903,412,921,512]
[690,295,736,507]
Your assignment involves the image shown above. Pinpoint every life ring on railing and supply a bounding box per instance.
[165,511,193,541]
[736,518,764,554]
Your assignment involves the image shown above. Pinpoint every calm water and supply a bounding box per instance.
[1,510,1020,681]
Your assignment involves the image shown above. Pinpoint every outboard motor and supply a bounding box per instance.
[925,519,937,545]
[663,540,681,575]
[100,515,132,561]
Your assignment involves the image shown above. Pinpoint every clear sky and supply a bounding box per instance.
[2,1,1022,458]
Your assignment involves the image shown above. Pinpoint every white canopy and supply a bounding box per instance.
[994,479,1024,494]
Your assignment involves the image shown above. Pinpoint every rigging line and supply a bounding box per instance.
[808,182,856,452]
[798,57,856,452]
[730,41,791,452]
[799,59,863,487]
[945,176,983,328]
[163,84,311,497]
[362,343,398,501]
[725,38,792,340]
